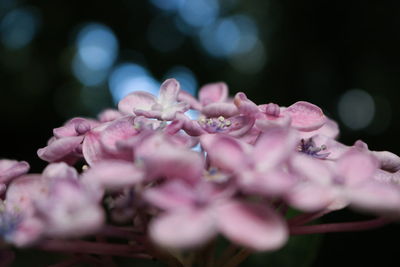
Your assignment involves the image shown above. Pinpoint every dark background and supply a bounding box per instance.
[1,0,400,266]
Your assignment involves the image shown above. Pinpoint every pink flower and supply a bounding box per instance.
[201,127,298,196]
[118,79,189,120]
[145,180,287,251]
[37,117,99,164]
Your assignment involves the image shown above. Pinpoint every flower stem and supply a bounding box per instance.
[290,217,390,235]
[288,210,329,226]
[36,240,150,259]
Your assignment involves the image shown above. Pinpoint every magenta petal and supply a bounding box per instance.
[37,136,84,162]
[117,91,157,115]
[144,180,197,210]
[0,160,30,184]
[81,160,144,190]
[150,209,217,249]
[216,201,288,251]
[337,150,378,186]
[202,102,239,118]
[285,101,326,131]
[159,78,180,106]
[199,82,228,105]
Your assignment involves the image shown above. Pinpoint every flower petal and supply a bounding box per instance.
[337,150,378,186]
[37,136,84,163]
[144,180,197,210]
[346,182,400,215]
[42,162,78,180]
[286,183,336,212]
[372,150,400,173]
[0,160,30,184]
[253,128,298,172]
[200,134,248,172]
[81,160,144,190]
[284,101,326,131]
[159,78,180,107]
[216,201,288,251]
[201,102,239,118]
[117,91,157,115]
[199,82,228,105]
[150,209,217,249]
[233,92,259,116]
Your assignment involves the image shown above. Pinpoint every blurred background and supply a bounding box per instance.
[1,0,400,266]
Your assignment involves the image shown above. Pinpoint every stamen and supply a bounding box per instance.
[198,116,232,133]
[298,138,330,159]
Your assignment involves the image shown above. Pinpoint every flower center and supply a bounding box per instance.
[297,138,330,159]
[198,116,231,133]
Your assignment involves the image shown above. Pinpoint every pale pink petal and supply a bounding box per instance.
[255,112,292,131]
[290,154,332,185]
[216,201,288,251]
[81,160,144,190]
[337,150,378,186]
[98,109,124,122]
[178,90,202,110]
[11,217,44,247]
[160,102,189,120]
[372,150,400,172]
[0,160,30,184]
[202,102,239,118]
[299,117,339,139]
[42,162,78,180]
[37,136,84,163]
[200,134,247,172]
[227,115,255,137]
[136,134,204,182]
[150,209,217,249]
[6,175,47,215]
[233,92,259,116]
[199,82,228,105]
[158,78,180,107]
[117,91,157,115]
[286,183,336,212]
[346,182,400,215]
[241,169,295,196]
[253,128,298,172]
[144,180,197,210]
[53,118,98,138]
[284,101,326,131]
[100,116,138,153]
[82,131,108,165]
[40,180,104,238]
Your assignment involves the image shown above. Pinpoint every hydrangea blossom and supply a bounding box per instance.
[1,78,399,266]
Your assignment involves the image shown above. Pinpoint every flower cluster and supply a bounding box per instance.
[1,79,400,265]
